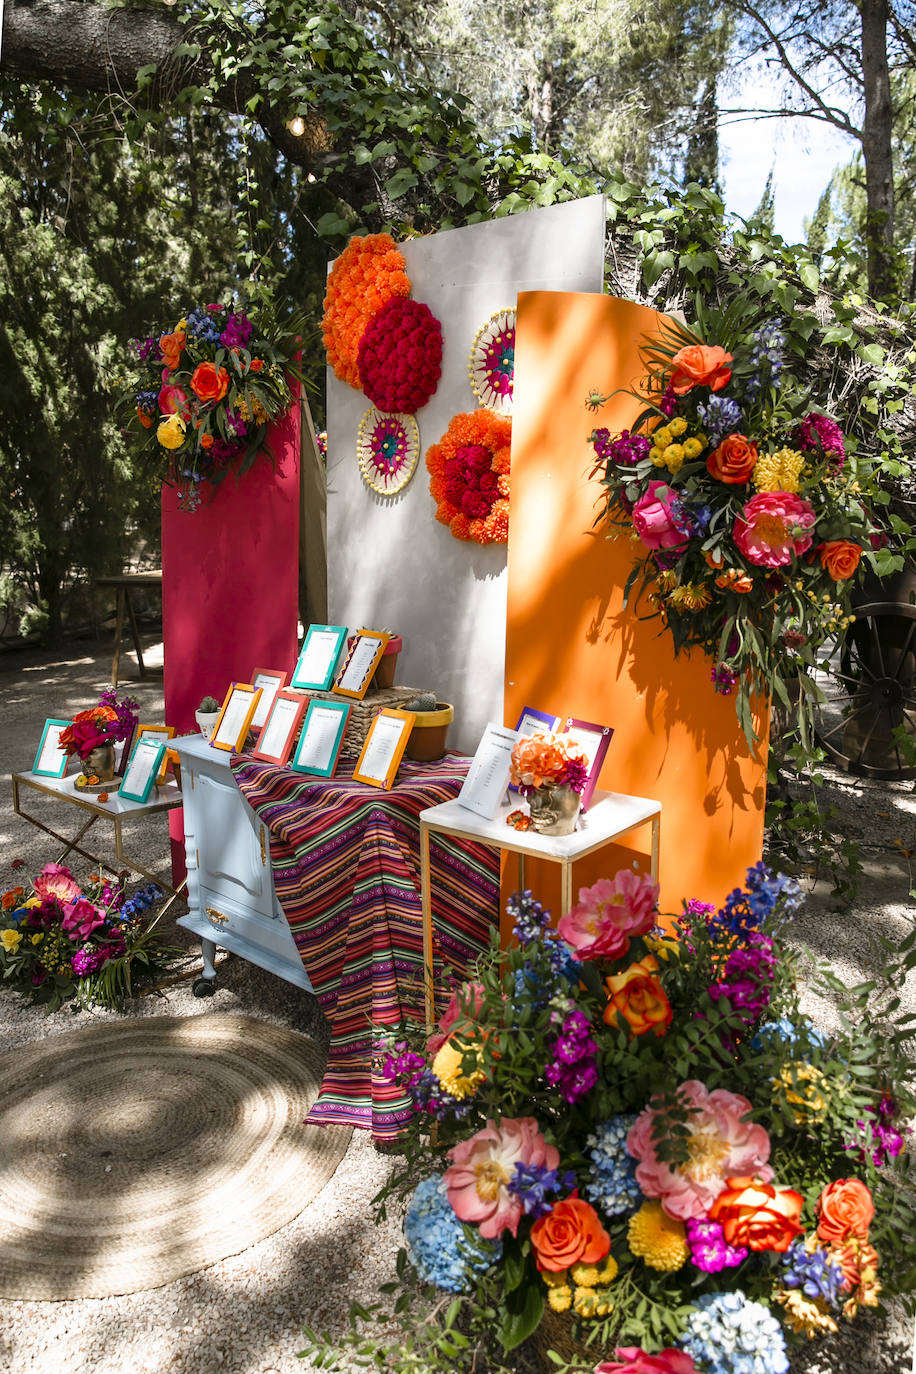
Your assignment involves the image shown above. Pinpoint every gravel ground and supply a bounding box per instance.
[1,634,914,1373]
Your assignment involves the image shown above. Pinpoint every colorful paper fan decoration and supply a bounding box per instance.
[425,410,512,544]
[358,298,443,414]
[322,234,411,388]
[357,408,420,496]
[468,308,516,415]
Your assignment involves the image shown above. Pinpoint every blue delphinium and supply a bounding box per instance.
[745,325,785,400]
[508,890,581,994]
[782,1239,844,1306]
[184,307,222,343]
[508,1161,576,1219]
[405,1176,502,1292]
[697,394,743,447]
[710,862,803,940]
[584,1115,642,1215]
[119,882,163,922]
[751,1015,827,1056]
[679,1291,789,1374]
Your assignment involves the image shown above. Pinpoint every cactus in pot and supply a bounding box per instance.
[195,695,221,740]
[404,692,454,762]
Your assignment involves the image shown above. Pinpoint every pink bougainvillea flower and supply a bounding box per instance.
[427,981,487,1057]
[595,1350,702,1374]
[557,869,659,960]
[443,1117,559,1239]
[33,863,81,905]
[733,490,816,568]
[627,1079,773,1220]
[631,481,690,551]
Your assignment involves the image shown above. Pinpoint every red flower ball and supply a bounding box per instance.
[357,299,443,414]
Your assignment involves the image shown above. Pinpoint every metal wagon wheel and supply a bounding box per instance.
[812,599,916,781]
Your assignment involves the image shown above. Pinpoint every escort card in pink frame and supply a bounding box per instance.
[561,717,613,810]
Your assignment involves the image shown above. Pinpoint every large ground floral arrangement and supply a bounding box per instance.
[125,299,303,510]
[0,863,176,1012]
[301,865,916,1373]
[587,301,882,746]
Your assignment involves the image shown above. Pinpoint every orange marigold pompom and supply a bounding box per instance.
[425,410,512,546]
[322,234,411,389]
[450,512,472,540]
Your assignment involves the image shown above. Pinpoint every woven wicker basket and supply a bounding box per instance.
[530,1307,604,1373]
[308,685,422,757]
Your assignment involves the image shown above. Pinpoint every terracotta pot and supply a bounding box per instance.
[404,702,454,761]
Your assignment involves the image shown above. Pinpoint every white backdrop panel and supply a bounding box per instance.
[326,195,606,753]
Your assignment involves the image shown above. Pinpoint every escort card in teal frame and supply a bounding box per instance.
[291,624,348,691]
[291,699,352,777]
[33,718,72,778]
[119,736,168,804]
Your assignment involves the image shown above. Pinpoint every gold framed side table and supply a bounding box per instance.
[418,789,661,1028]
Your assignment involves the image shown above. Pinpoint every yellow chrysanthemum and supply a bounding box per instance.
[157,413,186,451]
[774,1289,838,1338]
[682,437,705,460]
[431,1037,485,1100]
[0,929,22,952]
[663,442,685,474]
[570,1255,618,1288]
[753,447,806,493]
[652,425,673,449]
[669,582,712,612]
[573,1286,614,1318]
[541,1268,570,1288]
[775,1062,828,1122]
[650,447,668,467]
[668,417,688,437]
[644,934,681,961]
[547,1284,572,1313]
[628,1200,688,1271]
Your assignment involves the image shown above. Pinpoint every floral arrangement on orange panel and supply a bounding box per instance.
[426,410,512,544]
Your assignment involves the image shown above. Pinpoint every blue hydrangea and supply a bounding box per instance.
[782,1239,845,1306]
[584,1115,641,1215]
[404,1176,502,1292]
[751,1015,827,1056]
[697,394,743,446]
[184,307,222,343]
[680,1292,789,1374]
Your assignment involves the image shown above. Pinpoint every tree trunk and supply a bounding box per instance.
[860,0,896,298]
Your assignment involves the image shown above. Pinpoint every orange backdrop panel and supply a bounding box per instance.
[503,290,767,934]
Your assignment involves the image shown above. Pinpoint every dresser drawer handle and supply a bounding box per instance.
[259,827,267,866]
[205,905,229,925]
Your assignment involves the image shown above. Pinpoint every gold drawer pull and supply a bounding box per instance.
[205,905,228,925]
[259,827,267,866]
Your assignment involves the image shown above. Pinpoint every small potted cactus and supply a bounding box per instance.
[403,692,454,761]
[195,695,221,740]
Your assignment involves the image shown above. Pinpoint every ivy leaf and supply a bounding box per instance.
[498,1278,544,1351]
[798,261,820,292]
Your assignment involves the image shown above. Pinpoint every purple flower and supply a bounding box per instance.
[220,311,254,349]
[686,1217,748,1273]
[697,394,743,446]
[707,932,776,1034]
[711,663,738,695]
[136,336,160,363]
[659,384,677,417]
[508,1162,576,1218]
[794,413,845,469]
[590,428,651,466]
[545,1010,598,1104]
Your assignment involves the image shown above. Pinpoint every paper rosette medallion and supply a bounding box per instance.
[358,299,443,414]
[322,233,411,388]
[425,410,512,544]
[468,308,516,415]
[357,408,419,495]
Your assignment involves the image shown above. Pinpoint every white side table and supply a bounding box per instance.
[418,789,661,1026]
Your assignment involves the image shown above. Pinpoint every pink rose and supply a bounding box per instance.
[631,481,688,551]
[595,1350,701,1374]
[558,869,659,960]
[733,490,816,568]
[158,381,190,419]
[427,981,487,1056]
[627,1079,773,1220]
[443,1117,558,1239]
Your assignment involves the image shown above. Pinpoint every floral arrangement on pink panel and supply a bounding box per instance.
[425,409,512,544]
[357,297,443,413]
[586,300,882,746]
[469,308,516,415]
[339,863,916,1374]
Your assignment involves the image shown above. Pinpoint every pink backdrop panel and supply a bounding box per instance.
[161,402,301,736]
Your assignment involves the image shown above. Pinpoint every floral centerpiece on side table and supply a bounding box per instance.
[586,303,881,746]
[509,732,591,835]
[59,687,139,787]
[0,863,176,1012]
[300,863,916,1373]
[123,299,304,511]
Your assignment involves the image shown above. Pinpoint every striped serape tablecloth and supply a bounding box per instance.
[230,751,499,1139]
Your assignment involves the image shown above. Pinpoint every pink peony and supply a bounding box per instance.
[627,1079,773,1221]
[595,1351,701,1374]
[33,863,81,905]
[60,898,106,941]
[631,481,689,551]
[443,1117,558,1239]
[557,869,659,960]
[733,490,816,568]
[427,981,487,1056]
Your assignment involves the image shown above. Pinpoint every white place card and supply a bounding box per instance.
[357,711,409,784]
[251,672,285,730]
[457,724,520,818]
[120,738,163,802]
[337,634,384,695]
[34,720,70,777]
[214,688,258,750]
[293,627,346,690]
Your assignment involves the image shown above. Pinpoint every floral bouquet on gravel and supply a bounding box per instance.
[586,299,882,747]
[0,863,177,1012]
[300,864,916,1374]
[123,298,304,510]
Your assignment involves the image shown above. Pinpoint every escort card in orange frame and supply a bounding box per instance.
[503,290,767,935]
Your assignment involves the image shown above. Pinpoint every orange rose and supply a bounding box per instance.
[190,361,230,404]
[603,956,672,1038]
[136,408,153,429]
[709,1176,805,1252]
[669,344,733,396]
[706,433,758,484]
[159,329,186,372]
[530,1196,610,1273]
[818,540,862,581]
[716,569,755,594]
[816,1178,874,1244]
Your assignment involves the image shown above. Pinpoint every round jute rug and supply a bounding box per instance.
[0,1014,351,1300]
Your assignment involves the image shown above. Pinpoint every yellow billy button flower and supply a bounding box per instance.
[682,437,705,460]
[546,1284,572,1312]
[652,425,673,449]
[157,413,186,450]
[664,442,686,474]
[628,1200,688,1271]
[668,416,688,436]
[650,447,668,467]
